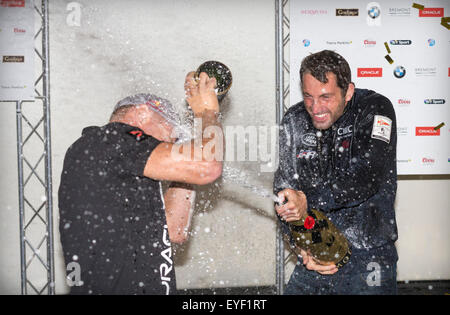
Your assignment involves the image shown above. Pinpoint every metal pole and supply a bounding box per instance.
[275,0,285,295]
[41,0,55,295]
[16,100,27,295]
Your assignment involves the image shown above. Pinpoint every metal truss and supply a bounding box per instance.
[275,0,291,295]
[10,0,55,295]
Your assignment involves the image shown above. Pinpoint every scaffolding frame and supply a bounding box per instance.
[1,0,55,295]
[275,0,291,295]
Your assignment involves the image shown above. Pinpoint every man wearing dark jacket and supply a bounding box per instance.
[274,50,398,294]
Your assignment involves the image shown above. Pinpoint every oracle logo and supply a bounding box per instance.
[0,0,25,7]
[357,68,382,77]
[415,127,440,136]
[398,99,410,105]
[419,8,444,17]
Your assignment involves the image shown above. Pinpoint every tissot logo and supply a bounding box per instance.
[415,127,440,136]
[2,56,24,62]
[419,8,444,17]
[397,99,410,105]
[421,157,435,165]
[357,68,382,77]
[364,39,377,47]
[336,8,359,16]
[13,27,26,34]
[424,99,445,105]
[390,40,412,45]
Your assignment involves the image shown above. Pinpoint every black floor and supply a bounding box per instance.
[178,280,450,295]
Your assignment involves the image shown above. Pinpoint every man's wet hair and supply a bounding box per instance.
[110,104,134,121]
[299,50,352,95]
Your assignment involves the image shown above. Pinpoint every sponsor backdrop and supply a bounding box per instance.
[290,0,450,175]
[0,0,35,101]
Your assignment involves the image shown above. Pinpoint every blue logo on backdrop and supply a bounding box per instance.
[368,5,381,19]
[303,39,310,47]
[428,39,435,46]
[394,66,406,78]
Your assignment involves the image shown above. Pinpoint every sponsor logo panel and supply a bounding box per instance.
[393,66,406,78]
[424,99,445,105]
[336,8,359,16]
[357,67,383,77]
[0,0,25,7]
[2,55,24,62]
[415,127,440,136]
[390,40,412,45]
[388,7,411,16]
[419,8,444,17]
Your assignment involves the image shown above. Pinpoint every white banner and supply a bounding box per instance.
[290,0,450,175]
[0,0,35,101]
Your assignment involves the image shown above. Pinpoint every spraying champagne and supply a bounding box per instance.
[277,196,352,269]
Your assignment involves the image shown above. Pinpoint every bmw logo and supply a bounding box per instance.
[303,39,310,47]
[428,39,435,46]
[394,66,406,78]
[368,6,381,19]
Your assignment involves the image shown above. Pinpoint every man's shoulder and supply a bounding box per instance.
[353,89,396,127]
[355,88,393,108]
[282,101,308,122]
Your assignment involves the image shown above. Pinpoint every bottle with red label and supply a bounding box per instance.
[278,198,352,268]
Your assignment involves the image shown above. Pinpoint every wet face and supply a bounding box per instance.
[301,72,354,130]
[137,106,175,142]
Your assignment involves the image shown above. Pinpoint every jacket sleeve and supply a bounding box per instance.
[273,111,302,196]
[306,95,397,211]
[273,110,302,241]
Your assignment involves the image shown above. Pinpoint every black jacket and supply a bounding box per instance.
[274,88,398,251]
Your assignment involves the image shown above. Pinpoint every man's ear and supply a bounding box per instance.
[345,83,355,103]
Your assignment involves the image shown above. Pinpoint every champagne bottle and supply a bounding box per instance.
[195,61,232,102]
[277,198,352,268]
[289,209,352,268]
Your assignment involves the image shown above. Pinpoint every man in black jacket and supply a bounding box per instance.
[274,50,398,294]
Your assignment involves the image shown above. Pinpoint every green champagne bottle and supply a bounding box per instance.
[195,60,232,102]
[289,209,352,268]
